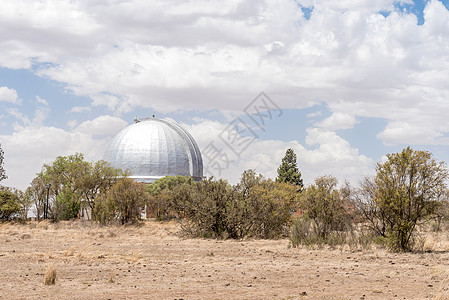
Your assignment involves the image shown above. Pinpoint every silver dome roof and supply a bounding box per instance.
[104,117,203,183]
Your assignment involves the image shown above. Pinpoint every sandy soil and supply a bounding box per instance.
[0,220,448,300]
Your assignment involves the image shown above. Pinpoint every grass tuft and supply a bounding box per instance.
[43,265,57,285]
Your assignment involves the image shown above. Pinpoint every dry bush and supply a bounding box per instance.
[43,265,57,285]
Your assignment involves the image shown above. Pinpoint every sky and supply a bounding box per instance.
[1,0,449,190]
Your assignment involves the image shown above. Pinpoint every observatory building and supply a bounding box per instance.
[104,117,203,183]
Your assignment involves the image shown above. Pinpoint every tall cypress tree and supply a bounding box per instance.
[276,148,303,189]
[0,143,6,182]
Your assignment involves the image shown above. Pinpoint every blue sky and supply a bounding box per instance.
[1,0,449,190]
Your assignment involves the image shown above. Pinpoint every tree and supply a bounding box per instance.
[358,147,448,251]
[171,171,298,239]
[32,153,125,220]
[276,148,303,189]
[298,176,352,240]
[0,143,7,182]
[0,186,31,220]
[0,189,21,220]
[99,178,148,225]
[27,177,47,220]
[77,159,127,218]
[146,175,192,220]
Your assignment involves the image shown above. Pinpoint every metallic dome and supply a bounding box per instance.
[104,117,203,183]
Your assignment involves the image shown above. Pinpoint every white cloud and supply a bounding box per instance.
[66,119,78,129]
[183,119,373,186]
[7,105,50,129]
[7,108,30,128]
[377,121,441,146]
[0,126,109,190]
[316,112,357,130]
[36,96,48,106]
[1,0,449,188]
[70,106,91,113]
[0,87,21,104]
[74,115,128,136]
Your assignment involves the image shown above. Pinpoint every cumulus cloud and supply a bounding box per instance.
[377,121,442,146]
[1,0,449,188]
[0,126,109,190]
[316,112,357,130]
[0,87,21,104]
[74,115,128,136]
[183,119,373,186]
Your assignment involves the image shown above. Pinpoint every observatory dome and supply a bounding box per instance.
[104,117,203,183]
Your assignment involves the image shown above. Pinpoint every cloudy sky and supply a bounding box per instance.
[1,0,449,190]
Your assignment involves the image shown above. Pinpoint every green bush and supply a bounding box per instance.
[290,216,323,247]
[298,176,353,240]
[357,147,449,251]
[146,175,192,220]
[93,178,148,225]
[171,171,298,239]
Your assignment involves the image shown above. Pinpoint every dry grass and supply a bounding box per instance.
[43,265,57,285]
[1,220,449,299]
[64,245,77,256]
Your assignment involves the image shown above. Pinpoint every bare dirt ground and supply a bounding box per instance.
[0,220,448,300]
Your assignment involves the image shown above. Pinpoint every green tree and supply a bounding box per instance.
[298,176,352,240]
[276,148,303,189]
[146,175,192,220]
[37,153,86,220]
[0,189,21,220]
[77,159,126,218]
[27,177,47,220]
[0,143,6,182]
[358,147,448,251]
[14,188,32,219]
[32,153,125,220]
[100,178,148,225]
[171,171,298,239]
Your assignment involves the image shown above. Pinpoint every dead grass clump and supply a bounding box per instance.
[76,245,89,259]
[43,265,57,285]
[64,246,76,256]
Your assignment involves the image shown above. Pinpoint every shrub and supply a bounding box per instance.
[290,215,323,247]
[240,178,298,238]
[173,177,232,238]
[298,176,353,240]
[146,175,192,220]
[93,178,148,225]
[357,147,449,251]
[172,171,299,239]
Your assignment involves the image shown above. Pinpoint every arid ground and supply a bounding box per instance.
[0,220,448,299]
